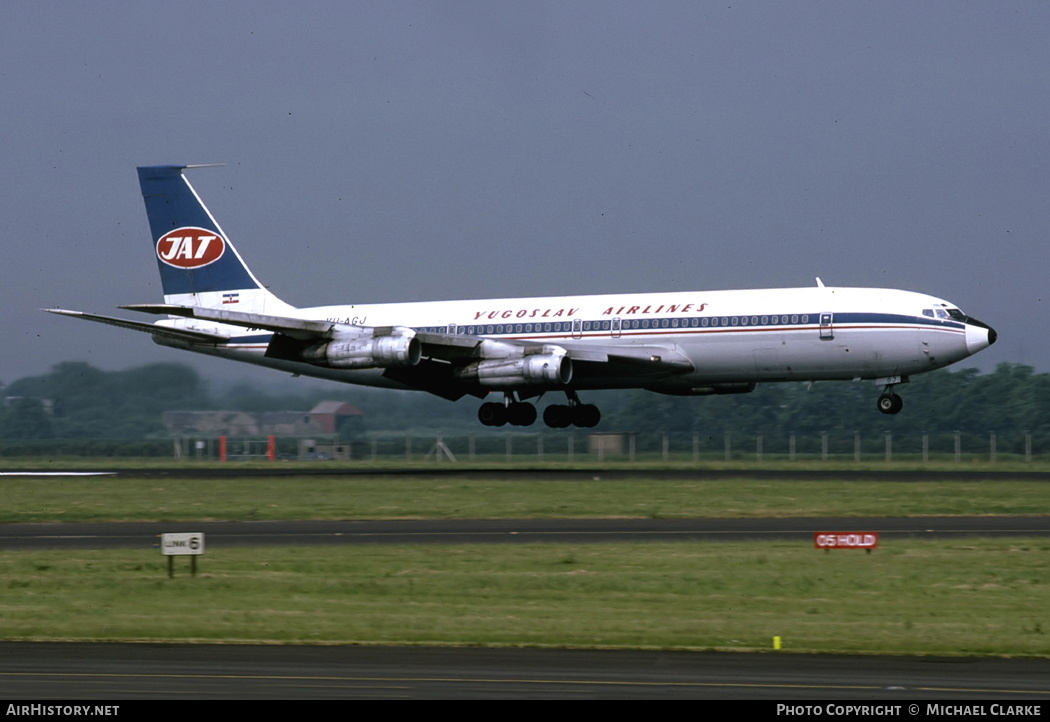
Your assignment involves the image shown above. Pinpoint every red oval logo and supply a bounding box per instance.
[156,227,226,268]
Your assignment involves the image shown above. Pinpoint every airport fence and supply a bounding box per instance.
[351,429,1041,464]
[0,429,1043,463]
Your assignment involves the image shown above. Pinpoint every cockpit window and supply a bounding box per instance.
[925,307,959,321]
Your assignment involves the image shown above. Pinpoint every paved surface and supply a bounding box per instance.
[3,467,1050,480]
[3,642,1050,700]
[1,516,1047,550]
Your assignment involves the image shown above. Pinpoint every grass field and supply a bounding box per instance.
[1,540,1047,655]
[2,475,1050,523]
[1,464,1048,655]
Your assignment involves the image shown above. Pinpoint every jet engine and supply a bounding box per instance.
[298,329,421,369]
[455,351,573,388]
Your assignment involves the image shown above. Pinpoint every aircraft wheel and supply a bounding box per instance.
[507,402,537,426]
[572,403,601,428]
[478,402,508,426]
[877,393,903,415]
[543,404,572,428]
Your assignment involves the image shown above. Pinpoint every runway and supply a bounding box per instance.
[3,466,1050,481]
[1,516,1048,550]
[4,642,1050,701]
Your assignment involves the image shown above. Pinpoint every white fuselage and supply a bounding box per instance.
[158,285,992,393]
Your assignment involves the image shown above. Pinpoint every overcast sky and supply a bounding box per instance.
[3,1,1047,388]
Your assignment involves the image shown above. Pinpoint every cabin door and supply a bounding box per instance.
[819,312,834,340]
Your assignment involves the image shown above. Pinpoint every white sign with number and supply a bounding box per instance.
[161,533,205,556]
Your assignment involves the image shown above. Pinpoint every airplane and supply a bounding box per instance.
[47,164,997,428]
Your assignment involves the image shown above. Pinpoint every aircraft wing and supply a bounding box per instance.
[122,304,693,370]
[414,331,690,369]
[44,309,229,344]
[65,304,693,400]
[129,304,689,365]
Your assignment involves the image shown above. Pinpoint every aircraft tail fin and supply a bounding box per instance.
[137,165,291,313]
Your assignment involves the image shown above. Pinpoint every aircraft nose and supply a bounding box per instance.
[965,317,996,354]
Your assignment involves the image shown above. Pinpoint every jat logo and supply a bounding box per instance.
[156,227,226,268]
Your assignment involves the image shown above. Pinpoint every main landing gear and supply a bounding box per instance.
[478,398,536,427]
[478,391,601,428]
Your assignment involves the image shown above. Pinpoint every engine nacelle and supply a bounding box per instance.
[456,351,573,388]
[301,330,421,369]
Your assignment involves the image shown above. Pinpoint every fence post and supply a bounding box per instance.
[954,430,961,463]
[989,431,996,463]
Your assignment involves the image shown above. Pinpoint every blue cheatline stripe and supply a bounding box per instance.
[415,312,965,337]
[202,312,965,347]
[138,166,259,296]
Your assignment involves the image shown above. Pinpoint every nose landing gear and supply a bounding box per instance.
[877,391,903,415]
[875,377,905,415]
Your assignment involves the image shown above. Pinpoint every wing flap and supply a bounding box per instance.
[120,304,336,340]
[604,345,693,370]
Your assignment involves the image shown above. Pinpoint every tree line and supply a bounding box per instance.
[1,361,1047,454]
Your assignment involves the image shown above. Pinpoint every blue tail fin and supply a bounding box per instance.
[137,165,286,311]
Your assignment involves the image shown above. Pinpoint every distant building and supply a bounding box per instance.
[162,401,363,437]
[308,401,364,434]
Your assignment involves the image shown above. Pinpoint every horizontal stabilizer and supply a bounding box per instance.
[44,309,228,344]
